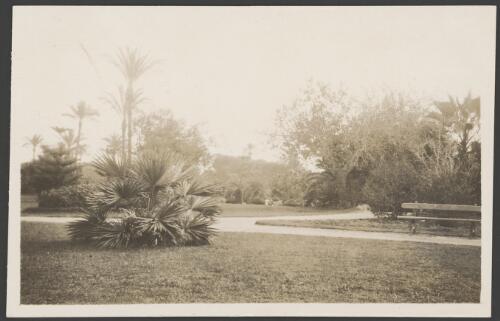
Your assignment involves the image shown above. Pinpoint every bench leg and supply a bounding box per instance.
[469,222,478,238]
[409,221,417,234]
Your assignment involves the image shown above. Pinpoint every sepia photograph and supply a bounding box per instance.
[6,5,496,317]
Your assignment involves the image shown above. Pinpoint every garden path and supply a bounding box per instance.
[21,210,480,247]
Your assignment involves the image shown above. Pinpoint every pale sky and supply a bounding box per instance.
[11,6,496,163]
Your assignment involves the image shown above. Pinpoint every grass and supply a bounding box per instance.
[255,218,481,238]
[21,195,355,218]
[21,195,38,212]
[218,203,357,217]
[21,222,480,304]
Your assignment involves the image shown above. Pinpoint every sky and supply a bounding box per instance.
[11,6,496,163]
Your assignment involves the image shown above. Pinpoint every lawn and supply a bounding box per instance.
[218,203,357,217]
[255,218,481,238]
[21,195,355,218]
[20,195,38,212]
[21,222,480,304]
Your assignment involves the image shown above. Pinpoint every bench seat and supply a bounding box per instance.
[398,202,481,237]
[397,216,480,222]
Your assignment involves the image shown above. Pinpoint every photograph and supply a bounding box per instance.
[6,5,496,317]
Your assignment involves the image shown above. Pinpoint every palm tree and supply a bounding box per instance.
[23,134,43,161]
[63,101,99,161]
[112,48,153,162]
[103,134,122,158]
[102,87,127,160]
[67,152,223,248]
[52,127,86,157]
[430,94,480,163]
[102,86,145,161]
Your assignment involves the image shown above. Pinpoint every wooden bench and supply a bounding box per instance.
[397,203,481,237]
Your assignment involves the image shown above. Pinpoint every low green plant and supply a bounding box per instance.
[38,184,95,208]
[67,153,223,248]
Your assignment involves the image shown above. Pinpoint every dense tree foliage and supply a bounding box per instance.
[274,82,481,212]
[202,154,306,204]
[135,110,210,167]
[31,145,81,194]
[21,162,37,195]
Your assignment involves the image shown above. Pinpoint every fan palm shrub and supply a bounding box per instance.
[67,152,223,248]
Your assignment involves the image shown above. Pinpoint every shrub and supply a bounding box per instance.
[38,184,95,208]
[32,145,81,193]
[67,153,222,248]
[361,157,421,216]
[224,188,243,204]
[243,181,266,204]
[283,199,302,207]
[21,162,37,195]
[248,197,265,205]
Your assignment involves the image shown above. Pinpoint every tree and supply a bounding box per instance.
[430,94,480,167]
[63,101,99,161]
[67,152,222,248]
[272,80,351,164]
[201,154,304,204]
[102,134,123,158]
[273,83,481,211]
[111,48,153,162]
[102,86,145,160]
[21,162,37,194]
[421,95,481,205]
[269,163,307,202]
[31,145,81,194]
[23,134,43,161]
[135,110,210,167]
[52,127,86,157]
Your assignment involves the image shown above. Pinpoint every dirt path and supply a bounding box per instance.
[21,210,480,247]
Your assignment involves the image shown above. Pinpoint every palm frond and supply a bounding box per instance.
[93,154,130,178]
[176,180,223,197]
[24,134,43,147]
[133,154,170,190]
[87,179,145,211]
[113,47,154,82]
[133,216,180,246]
[153,199,187,222]
[158,163,195,188]
[186,195,222,217]
[101,87,126,113]
[177,213,216,246]
[90,218,136,248]
[66,206,109,240]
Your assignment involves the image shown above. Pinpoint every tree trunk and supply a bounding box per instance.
[32,146,35,161]
[126,81,134,163]
[121,111,126,161]
[76,118,82,162]
[127,107,133,163]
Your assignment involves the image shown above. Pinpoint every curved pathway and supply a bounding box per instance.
[21,210,480,247]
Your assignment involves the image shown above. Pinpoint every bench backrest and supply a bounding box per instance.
[401,203,481,213]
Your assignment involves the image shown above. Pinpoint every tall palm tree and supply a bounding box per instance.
[430,94,480,162]
[112,48,153,163]
[102,86,145,161]
[63,101,99,161]
[102,87,127,160]
[23,134,43,161]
